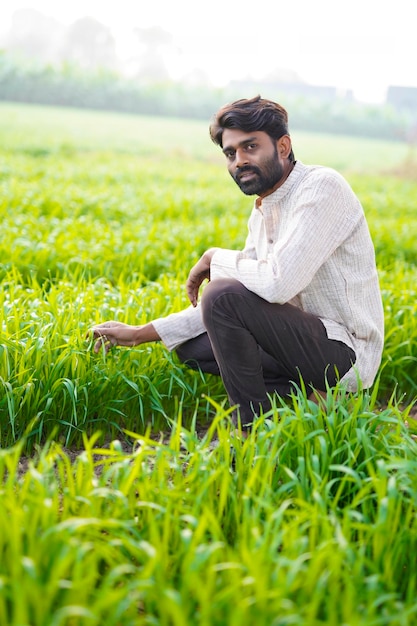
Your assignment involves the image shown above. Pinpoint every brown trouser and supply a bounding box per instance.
[176,279,356,427]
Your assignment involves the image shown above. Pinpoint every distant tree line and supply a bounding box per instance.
[0,51,413,142]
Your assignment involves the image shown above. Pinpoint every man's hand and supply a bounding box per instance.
[186,248,219,307]
[88,321,161,354]
[88,321,140,354]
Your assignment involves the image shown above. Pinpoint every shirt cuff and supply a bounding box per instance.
[210,249,241,280]
[152,304,206,351]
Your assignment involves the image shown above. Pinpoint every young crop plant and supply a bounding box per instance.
[1,395,417,625]
[1,101,417,626]
[1,102,416,449]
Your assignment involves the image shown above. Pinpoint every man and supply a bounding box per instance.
[91,96,384,429]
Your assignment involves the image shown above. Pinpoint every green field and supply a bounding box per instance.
[1,102,417,625]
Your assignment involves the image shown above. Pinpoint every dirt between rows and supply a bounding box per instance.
[15,421,212,478]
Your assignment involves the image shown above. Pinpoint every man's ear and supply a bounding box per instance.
[277,135,292,159]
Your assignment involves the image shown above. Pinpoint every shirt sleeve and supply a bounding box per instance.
[210,172,362,303]
[152,304,206,351]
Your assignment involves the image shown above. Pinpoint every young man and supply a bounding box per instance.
[91,96,384,428]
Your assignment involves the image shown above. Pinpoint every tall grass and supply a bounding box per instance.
[1,102,416,449]
[1,102,417,625]
[1,394,417,625]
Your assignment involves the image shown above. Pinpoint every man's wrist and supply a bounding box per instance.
[135,322,161,345]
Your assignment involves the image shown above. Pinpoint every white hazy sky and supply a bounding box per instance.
[0,0,416,103]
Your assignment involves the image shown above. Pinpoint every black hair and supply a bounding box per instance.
[210,95,295,162]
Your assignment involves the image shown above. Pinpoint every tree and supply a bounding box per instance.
[3,8,65,63]
[128,26,176,82]
[62,17,118,70]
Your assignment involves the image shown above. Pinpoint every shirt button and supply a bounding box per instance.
[268,238,274,244]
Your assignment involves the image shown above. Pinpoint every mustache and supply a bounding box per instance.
[235,165,261,180]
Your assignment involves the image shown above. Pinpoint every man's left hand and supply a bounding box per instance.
[186,248,219,306]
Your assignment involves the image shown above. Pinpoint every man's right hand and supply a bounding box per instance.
[88,321,160,353]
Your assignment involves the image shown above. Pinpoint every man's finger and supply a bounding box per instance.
[187,282,199,306]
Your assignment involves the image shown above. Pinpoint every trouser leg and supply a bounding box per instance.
[198,278,355,427]
[176,331,290,393]
[176,333,220,376]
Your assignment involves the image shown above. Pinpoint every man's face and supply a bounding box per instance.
[221,129,286,196]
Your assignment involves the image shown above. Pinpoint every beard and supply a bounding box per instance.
[231,147,284,196]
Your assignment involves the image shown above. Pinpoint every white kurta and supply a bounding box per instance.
[153,160,384,391]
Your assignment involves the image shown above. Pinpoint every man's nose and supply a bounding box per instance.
[235,148,249,168]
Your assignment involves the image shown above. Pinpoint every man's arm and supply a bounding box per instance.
[90,321,160,354]
[90,297,208,354]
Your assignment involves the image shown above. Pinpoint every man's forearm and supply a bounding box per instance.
[136,322,161,344]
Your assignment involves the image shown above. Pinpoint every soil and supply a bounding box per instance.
[15,421,212,478]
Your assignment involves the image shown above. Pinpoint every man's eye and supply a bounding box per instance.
[225,152,235,159]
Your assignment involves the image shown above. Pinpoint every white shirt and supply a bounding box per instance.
[153,161,384,391]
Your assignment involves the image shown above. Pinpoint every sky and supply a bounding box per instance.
[0,0,416,104]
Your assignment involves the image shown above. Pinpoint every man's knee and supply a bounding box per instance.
[201,278,246,312]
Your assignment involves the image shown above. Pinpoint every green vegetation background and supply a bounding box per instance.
[1,51,413,141]
[0,102,417,626]
[1,102,416,449]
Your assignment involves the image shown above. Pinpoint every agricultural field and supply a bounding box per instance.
[0,101,417,625]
